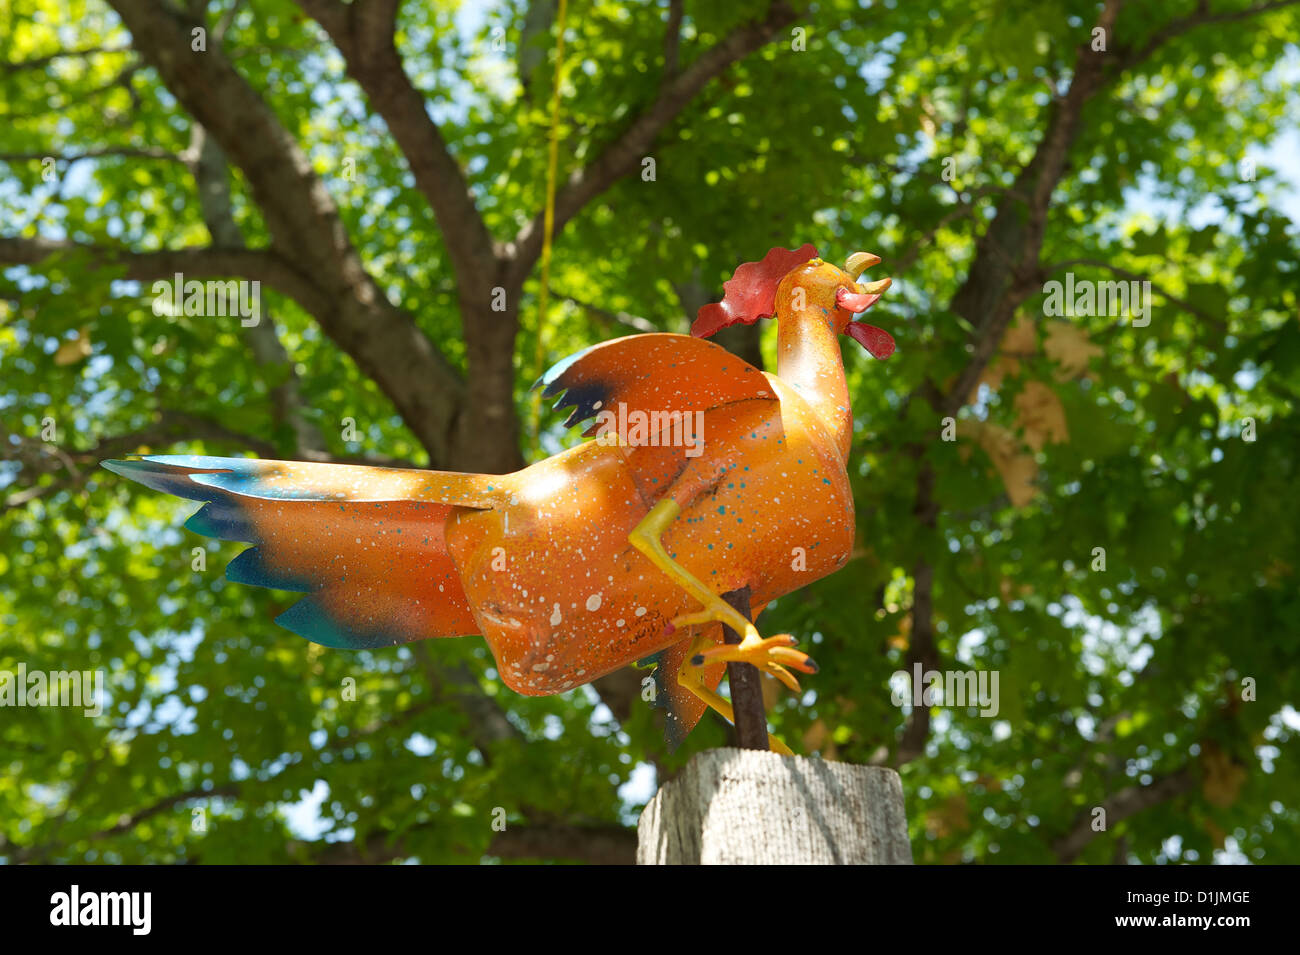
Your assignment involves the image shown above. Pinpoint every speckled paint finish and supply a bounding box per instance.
[445,375,855,698]
[104,246,893,749]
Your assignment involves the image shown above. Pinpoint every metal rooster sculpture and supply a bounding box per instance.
[104,245,893,754]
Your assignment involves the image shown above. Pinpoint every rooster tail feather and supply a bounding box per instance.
[103,455,487,649]
[647,626,726,752]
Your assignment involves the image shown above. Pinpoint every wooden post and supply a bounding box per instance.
[637,747,912,864]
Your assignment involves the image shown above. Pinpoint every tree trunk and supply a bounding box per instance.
[453,293,527,474]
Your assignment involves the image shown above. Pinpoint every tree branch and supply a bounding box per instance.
[6,784,239,862]
[293,0,501,297]
[488,822,636,865]
[2,412,278,511]
[941,0,1123,418]
[552,287,658,332]
[0,146,188,165]
[1,60,143,119]
[308,819,636,864]
[94,784,240,841]
[895,560,938,766]
[1052,768,1197,863]
[106,0,354,272]
[1042,257,1226,331]
[1,45,133,73]
[663,0,684,81]
[1,411,414,512]
[935,0,1300,406]
[411,643,522,764]
[895,2,1124,765]
[0,236,329,315]
[508,1,799,283]
[1114,0,1300,72]
[185,117,326,456]
[99,0,465,462]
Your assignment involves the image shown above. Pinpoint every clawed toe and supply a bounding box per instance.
[689,633,819,692]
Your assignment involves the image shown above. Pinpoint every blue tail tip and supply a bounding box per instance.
[101,457,144,476]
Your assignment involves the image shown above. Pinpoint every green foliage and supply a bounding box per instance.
[2,0,1298,864]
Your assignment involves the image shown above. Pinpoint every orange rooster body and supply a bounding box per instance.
[105,245,893,750]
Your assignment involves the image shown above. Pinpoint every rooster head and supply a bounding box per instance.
[692,245,895,359]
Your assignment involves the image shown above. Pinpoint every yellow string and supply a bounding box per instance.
[530,0,569,457]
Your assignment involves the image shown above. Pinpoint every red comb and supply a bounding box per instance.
[691,244,818,338]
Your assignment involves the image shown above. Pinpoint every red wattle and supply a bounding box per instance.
[846,321,895,359]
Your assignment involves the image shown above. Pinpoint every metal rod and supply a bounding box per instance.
[720,586,768,751]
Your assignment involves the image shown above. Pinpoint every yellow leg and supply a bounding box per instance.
[676,634,793,756]
[628,499,757,638]
[629,501,812,756]
[629,498,818,691]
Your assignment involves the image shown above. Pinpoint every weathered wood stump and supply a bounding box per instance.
[637,747,912,864]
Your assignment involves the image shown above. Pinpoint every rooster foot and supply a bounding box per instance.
[678,631,796,756]
[680,628,818,694]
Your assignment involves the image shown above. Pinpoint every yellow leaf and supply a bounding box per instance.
[970,315,1037,401]
[801,718,829,750]
[974,356,1018,399]
[924,793,970,838]
[801,718,840,759]
[1263,559,1292,583]
[1205,820,1226,850]
[1014,380,1069,451]
[54,327,92,365]
[1044,321,1102,380]
[1003,312,1038,355]
[888,612,911,651]
[958,420,1039,507]
[1201,741,1246,809]
[760,672,784,711]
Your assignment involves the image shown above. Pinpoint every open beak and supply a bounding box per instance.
[845,319,895,359]
[835,275,895,359]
